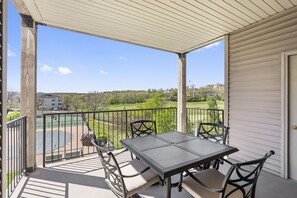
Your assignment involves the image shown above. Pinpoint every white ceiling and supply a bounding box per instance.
[22,0,297,53]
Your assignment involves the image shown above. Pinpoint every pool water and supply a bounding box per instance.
[36,131,71,154]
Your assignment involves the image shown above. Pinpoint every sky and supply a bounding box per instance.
[8,0,224,93]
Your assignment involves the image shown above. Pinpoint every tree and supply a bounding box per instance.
[138,93,165,109]
[36,97,45,113]
[62,94,72,110]
[7,91,20,112]
[190,84,195,97]
[206,96,221,123]
[136,93,176,133]
[70,95,83,111]
[168,89,177,101]
[207,96,218,109]
[85,91,105,111]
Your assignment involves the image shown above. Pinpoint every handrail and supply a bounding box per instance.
[43,107,177,116]
[41,107,224,166]
[7,115,26,125]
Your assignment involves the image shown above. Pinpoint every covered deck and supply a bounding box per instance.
[11,152,297,198]
[4,0,297,197]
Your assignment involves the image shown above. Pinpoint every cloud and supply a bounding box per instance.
[192,41,221,53]
[8,49,16,57]
[119,56,128,61]
[40,64,53,73]
[99,70,108,74]
[204,41,221,48]
[58,66,72,75]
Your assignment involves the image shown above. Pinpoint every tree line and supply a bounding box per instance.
[59,84,224,112]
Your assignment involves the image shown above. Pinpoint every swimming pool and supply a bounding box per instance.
[36,131,71,155]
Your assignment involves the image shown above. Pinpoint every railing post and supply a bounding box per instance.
[43,114,46,167]
[24,117,27,173]
[125,110,128,139]
[222,110,224,125]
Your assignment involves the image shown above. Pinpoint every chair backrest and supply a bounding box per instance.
[91,139,126,197]
[197,122,229,144]
[221,150,275,198]
[130,120,157,138]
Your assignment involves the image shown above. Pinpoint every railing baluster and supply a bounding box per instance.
[76,113,79,156]
[125,110,128,139]
[40,107,222,166]
[63,114,66,160]
[6,116,27,197]
[70,114,73,157]
[57,114,60,161]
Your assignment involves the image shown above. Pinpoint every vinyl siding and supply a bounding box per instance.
[228,6,297,175]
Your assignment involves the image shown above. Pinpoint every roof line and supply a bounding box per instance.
[184,36,225,54]
[37,23,179,54]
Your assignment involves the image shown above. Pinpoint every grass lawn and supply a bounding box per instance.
[7,111,21,122]
[104,103,139,110]
[104,101,224,110]
[6,171,19,188]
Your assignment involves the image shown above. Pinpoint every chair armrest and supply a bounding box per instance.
[121,167,150,178]
[185,171,224,193]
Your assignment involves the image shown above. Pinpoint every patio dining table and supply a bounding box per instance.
[120,131,239,198]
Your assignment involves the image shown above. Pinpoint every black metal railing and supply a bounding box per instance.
[41,107,224,166]
[186,108,224,135]
[41,108,177,166]
[6,116,27,198]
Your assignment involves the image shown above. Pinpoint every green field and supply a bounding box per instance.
[6,171,19,188]
[104,101,224,110]
[7,111,21,122]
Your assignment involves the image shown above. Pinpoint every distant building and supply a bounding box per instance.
[37,93,63,110]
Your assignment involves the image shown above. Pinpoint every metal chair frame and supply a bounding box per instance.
[91,139,152,198]
[197,122,229,144]
[183,151,275,198]
[130,120,157,138]
[196,123,229,170]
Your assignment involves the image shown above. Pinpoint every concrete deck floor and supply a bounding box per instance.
[11,151,297,198]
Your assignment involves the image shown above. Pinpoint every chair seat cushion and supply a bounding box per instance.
[182,169,243,198]
[119,159,160,197]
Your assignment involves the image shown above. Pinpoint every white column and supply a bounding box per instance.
[177,53,187,132]
[20,14,37,171]
[224,35,229,127]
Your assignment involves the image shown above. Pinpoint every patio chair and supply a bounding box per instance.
[180,150,274,198]
[197,122,229,144]
[91,138,160,198]
[197,123,230,170]
[130,120,157,138]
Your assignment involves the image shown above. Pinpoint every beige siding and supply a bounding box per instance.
[228,6,297,175]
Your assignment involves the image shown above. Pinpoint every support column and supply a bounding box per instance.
[20,14,37,171]
[224,35,229,127]
[1,0,7,196]
[177,53,187,132]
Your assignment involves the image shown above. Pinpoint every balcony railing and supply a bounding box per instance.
[186,108,224,135]
[41,107,223,166]
[6,116,27,198]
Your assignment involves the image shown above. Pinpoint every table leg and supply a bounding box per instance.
[166,177,171,198]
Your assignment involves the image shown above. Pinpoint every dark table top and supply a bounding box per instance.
[120,131,238,179]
